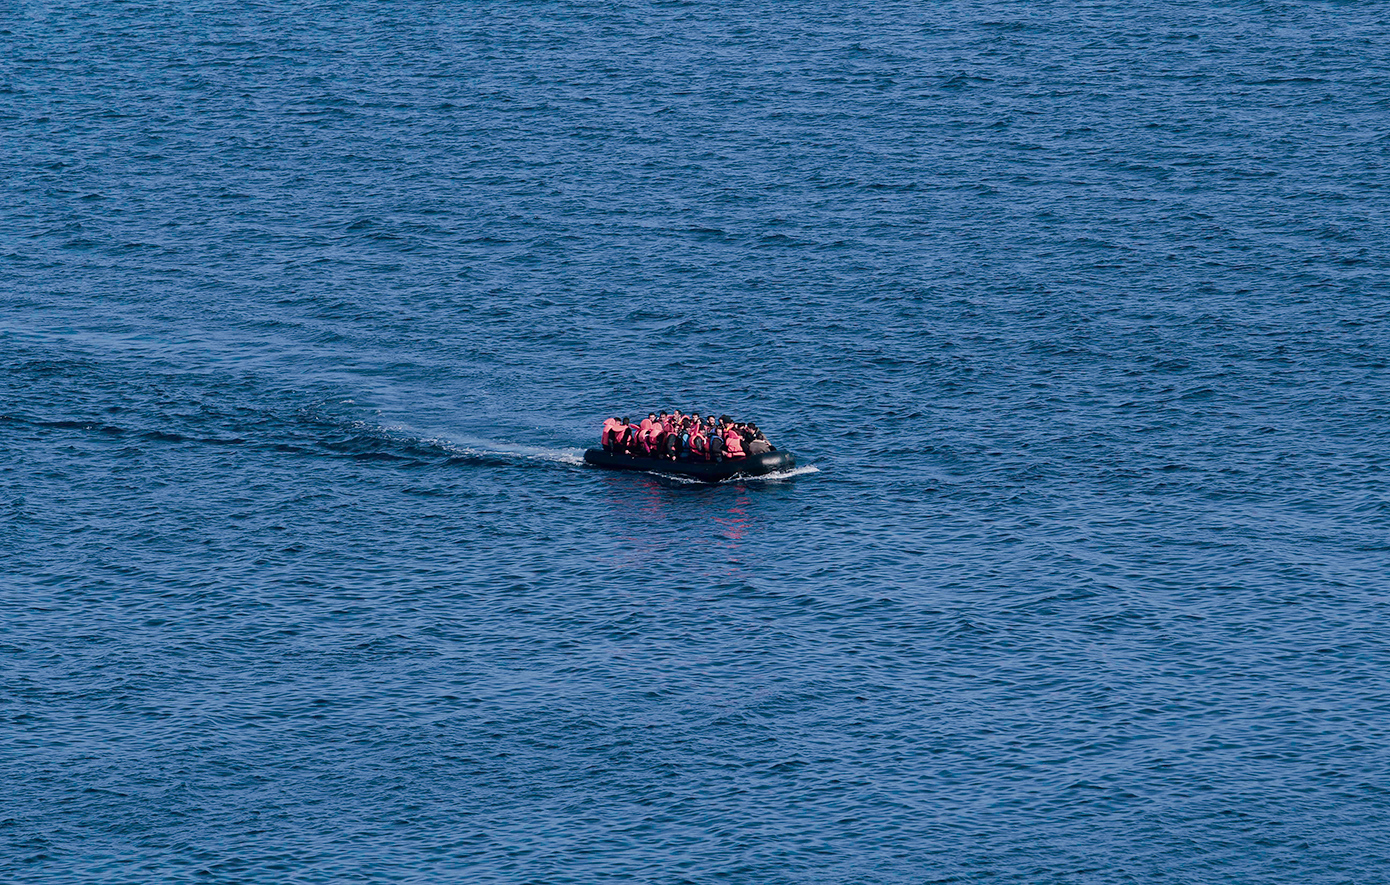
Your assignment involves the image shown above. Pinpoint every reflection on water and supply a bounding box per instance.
[596,472,769,580]
[713,497,750,542]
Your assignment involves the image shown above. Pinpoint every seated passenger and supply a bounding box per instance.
[600,416,627,452]
[641,421,665,456]
[723,425,746,459]
[674,418,694,459]
[617,417,637,453]
[746,421,772,455]
[688,424,709,460]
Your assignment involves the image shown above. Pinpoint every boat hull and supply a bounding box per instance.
[584,448,796,482]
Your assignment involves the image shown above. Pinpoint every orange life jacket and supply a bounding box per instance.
[641,425,664,455]
[601,419,623,447]
[724,430,746,458]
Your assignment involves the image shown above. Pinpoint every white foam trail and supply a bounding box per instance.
[742,464,820,482]
[429,436,586,466]
[524,446,586,465]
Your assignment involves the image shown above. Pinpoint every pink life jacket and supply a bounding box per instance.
[689,429,708,459]
[600,418,623,447]
[724,430,746,458]
[643,425,665,455]
[632,418,653,453]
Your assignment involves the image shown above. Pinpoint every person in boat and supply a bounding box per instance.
[600,416,627,453]
[706,416,724,460]
[687,419,709,460]
[745,422,772,455]
[723,419,747,460]
[643,419,666,456]
[633,413,657,455]
[666,417,687,460]
[663,420,684,460]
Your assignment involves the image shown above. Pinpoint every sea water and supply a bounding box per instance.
[4,2,1389,882]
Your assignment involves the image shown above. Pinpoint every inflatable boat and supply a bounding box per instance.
[584,448,796,482]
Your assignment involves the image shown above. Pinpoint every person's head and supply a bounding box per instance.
[648,413,657,421]
[621,417,629,426]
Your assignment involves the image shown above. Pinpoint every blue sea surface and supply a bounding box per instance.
[4,2,1389,882]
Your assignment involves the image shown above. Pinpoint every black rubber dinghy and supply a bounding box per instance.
[584,448,796,482]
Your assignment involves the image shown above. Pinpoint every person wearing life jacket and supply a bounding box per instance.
[687,422,709,460]
[688,414,705,457]
[707,416,725,461]
[723,423,747,459]
[618,417,638,453]
[662,418,680,460]
[632,413,656,455]
[642,420,665,457]
[674,417,695,459]
[600,417,626,453]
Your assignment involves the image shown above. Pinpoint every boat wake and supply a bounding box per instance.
[753,464,820,482]
[302,407,588,471]
[433,437,587,467]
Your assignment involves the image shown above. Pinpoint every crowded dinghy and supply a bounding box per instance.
[585,411,795,481]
